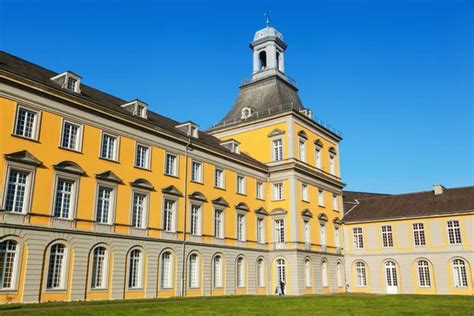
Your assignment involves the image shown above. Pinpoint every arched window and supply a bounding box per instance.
[276,258,286,283]
[304,259,311,287]
[213,255,223,288]
[189,253,199,288]
[0,240,19,289]
[321,260,328,287]
[160,251,173,289]
[257,258,265,288]
[259,51,267,70]
[417,260,431,287]
[236,257,245,288]
[47,243,67,289]
[336,262,343,288]
[128,249,142,289]
[453,259,468,288]
[329,147,337,175]
[355,261,367,287]
[91,246,108,289]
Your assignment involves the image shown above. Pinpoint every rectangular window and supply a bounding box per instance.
[237,214,246,241]
[273,183,283,200]
[353,227,364,249]
[302,183,308,201]
[214,168,224,189]
[165,153,177,176]
[304,220,310,244]
[329,155,336,175]
[299,139,306,162]
[135,144,150,169]
[131,193,146,228]
[91,247,107,289]
[320,224,326,246]
[190,204,201,235]
[236,175,246,194]
[275,219,285,244]
[381,225,394,248]
[214,209,224,238]
[163,199,175,232]
[256,181,264,199]
[96,186,113,224]
[272,139,283,161]
[447,220,462,244]
[332,194,338,211]
[66,77,77,91]
[61,121,81,151]
[318,189,325,206]
[356,262,367,287]
[191,161,203,183]
[315,147,322,169]
[4,169,29,213]
[101,133,117,161]
[334,226,340,248]
[0,240,18,290]
[257,218,264,243]
[413,223,426,246]
[14,107,38,139]
[53,178,75,219]
[46,244,66,289]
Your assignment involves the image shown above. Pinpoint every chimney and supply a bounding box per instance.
[433,184,445,195]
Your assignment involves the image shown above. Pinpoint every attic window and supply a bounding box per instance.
[50,71,81,93]
[220,139,240,154]
[241,107,254,120]
[121,100,148,119]
[175,122,199,138]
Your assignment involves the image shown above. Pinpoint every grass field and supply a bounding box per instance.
[0,294,473,315]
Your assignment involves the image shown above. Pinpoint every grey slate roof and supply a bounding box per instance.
[0,51,267,170]
[343,186,474,223]
[219,75,304,125]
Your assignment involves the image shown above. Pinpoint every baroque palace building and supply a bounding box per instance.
[0,24,472,303]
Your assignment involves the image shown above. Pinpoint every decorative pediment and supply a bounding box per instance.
[189,191,207,202]
[130,178,155,191]
[4,150,42,167]
[96,171,123,184]
[297,130,308,140]
[53,161,86,176]
[267,128,285,138]
[270,208,287,216]
[333,217,342,225]
[161,185,182,196]
[318,213,328,222]
[212,197,229,207]
[255,207,268,216]
[329,146,337,155]
[314,139,324,148]
[235,202,249,211]
[301,209,313,218]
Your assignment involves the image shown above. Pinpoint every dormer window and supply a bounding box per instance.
[121,99,148,119]
[50,71,81,93]
[175,122,199,138]
[299,109,312,119]
[241,107,255,120]
[220,139,240,154]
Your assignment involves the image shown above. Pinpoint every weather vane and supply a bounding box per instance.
[264,10,271,27]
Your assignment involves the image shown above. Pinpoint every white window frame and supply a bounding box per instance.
[188,253,200,288]
[318,189,325,207]
[413,223,426,246]
[236,212,246,241]
[45,243,68,290]
[135,143,151,170]
[12,105,40,140]
[329,154,336,175]
[128,248,143,289]
[52,174,79,220]
[100,132,119,161]
[164,153,178,177]
[214,168,225,189]
[190,203,201,236]
[315,146,322,169]
[256,217,265,244]
[91,246,109,290]
[381,225,394,248]
[301,183,309,202]
[256,181,264,200]
[272,183,283,201]
[452,259,468,288]
[447,220,462,245]
[191,160,203,183]
[321,260,328,287]
[95,184,116,225]
[131,191,148,229]
[336,262,343,288]
[214,208,224,239]
[59,120,83,152]
[355,261,367,287]
[236,175,246,195]
[298,138,306,162]
[305,259,311,288]
[353,227,364,249]
[303,220,311,245]
[334,226,341,248]
[163,198,177,232]
[213,255,223,288]
[332,194,339,211]
[320,223,327,247]
[2,163,35,214]
[272,138,283,161]
[417,260,431,288]
[257,258,265,288]
[274,219,285,244]
[0,239,21,291]
[160,251,173,289]
[236,257,245,288]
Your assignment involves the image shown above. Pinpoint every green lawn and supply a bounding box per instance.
[0,294,473,315]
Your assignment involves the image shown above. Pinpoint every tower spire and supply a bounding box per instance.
[264,10,271,27]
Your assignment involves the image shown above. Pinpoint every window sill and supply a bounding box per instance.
[318,205,326,208]
[59,146,83,154]
[0,289,18,294]
[236,192,247,196]
[44,288,67,294]
[134,165,151,172]
[256,197,265,201]
[191,180,204,185]
[163,173,179,179]
[302,200,309,203]
[272,199,285,202]
[214,186,226,191]
[89,288,109,292]
[99,157,120,164]
[127,288,144,292]
[10,134,40,143]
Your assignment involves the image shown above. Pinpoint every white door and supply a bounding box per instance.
[385,261,398,294]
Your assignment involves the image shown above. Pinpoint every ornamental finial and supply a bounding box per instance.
[264,10,271,27]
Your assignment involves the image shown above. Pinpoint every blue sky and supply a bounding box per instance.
[1,0,472,193]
